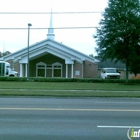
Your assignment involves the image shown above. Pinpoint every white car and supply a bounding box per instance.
[101,68,120,79]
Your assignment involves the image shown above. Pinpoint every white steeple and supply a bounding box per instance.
[47,8,55,40]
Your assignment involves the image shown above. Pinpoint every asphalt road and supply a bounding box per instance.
[0,97,140,140]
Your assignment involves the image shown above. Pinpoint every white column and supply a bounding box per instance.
[71,64,73,78]
[20,63,23,77]
[66,64,68,78]
[25,63,28,77]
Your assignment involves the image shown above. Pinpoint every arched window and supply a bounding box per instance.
[52,62,62,77]
[36,62,62,77]
[36,62,46,77]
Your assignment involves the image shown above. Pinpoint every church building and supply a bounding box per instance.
[2,11,99,78]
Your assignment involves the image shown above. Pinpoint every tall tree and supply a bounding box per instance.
[0,51,11,57]
[94,0,140,82]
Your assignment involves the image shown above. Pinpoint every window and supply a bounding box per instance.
[36,62,46,77]
[52,62,62,77]
[36,62,62,77]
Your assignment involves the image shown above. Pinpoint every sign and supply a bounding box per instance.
[127,128,140,139]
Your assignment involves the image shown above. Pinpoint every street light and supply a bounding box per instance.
[27,23,32,80]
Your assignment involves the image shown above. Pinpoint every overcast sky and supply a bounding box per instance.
[0,0,108,56]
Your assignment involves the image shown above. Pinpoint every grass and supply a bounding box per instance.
[0,82,140,97]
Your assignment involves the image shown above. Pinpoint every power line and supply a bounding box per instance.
[0,25,140,30]
[0,11,103,14]
[0,27,99,30]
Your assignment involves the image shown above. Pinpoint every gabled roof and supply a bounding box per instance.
[2,38,99,64]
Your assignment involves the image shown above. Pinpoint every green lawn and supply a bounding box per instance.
[0,82,140,97]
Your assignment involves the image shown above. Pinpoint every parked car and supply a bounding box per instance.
[101,68,120,79]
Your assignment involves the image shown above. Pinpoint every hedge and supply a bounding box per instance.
[0,77,140,83]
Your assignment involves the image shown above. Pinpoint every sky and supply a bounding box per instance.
[0,0,108,56]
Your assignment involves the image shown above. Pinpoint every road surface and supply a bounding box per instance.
[0,97,140,140]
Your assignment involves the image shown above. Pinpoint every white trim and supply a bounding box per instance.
[3,39,98,64]
[66,64,68,78]
[25,63,28,77]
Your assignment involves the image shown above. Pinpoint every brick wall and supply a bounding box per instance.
[74,62,82,78]
[73,60,98,78]
[83,60,98,78]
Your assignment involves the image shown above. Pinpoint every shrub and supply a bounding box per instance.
[0,77,140,84]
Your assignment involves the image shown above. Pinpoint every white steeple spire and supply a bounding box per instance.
[47,8,55,40]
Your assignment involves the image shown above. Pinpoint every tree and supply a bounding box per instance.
[129,54,140,76]
[89,54,94,58]
[94,0,140,82]
[0,51,11,57]
[130,60,140,77]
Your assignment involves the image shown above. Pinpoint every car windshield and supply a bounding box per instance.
[106,69,117,73]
